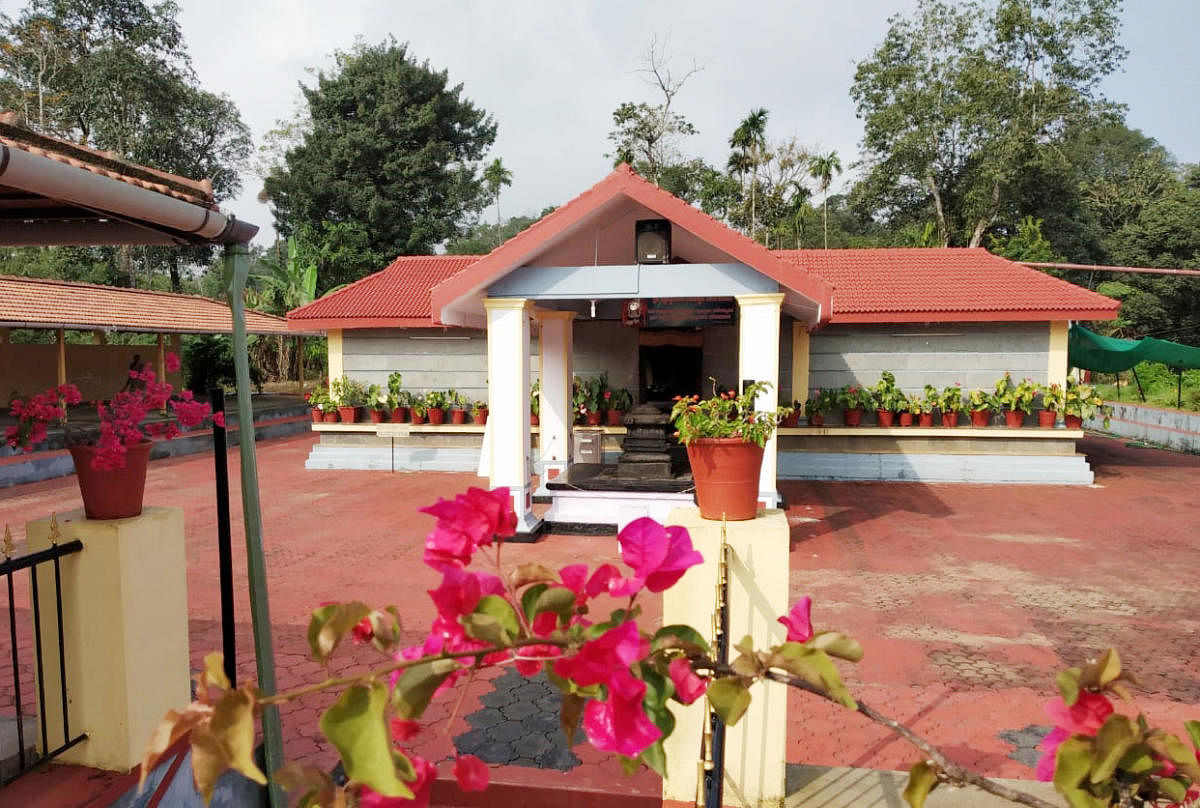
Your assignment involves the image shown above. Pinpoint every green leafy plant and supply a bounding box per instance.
[609,387,633,411]
[1040,383,1065,412]
[1064,378,1111,426]
[670,381,792,447]
[805,388,838,416]
[995,374,1038,414]
[307,387,330,411]
[871,371,907,412]
[576,374,608,415]
[366,384,388,411]
[386,372,404,409]
[330,376,367,407]
[471,400,488,419]
[967,388,998,412]
[424,390,448,411]
[837,385,875,411]
[446,389,467,410]
[937,384,964,414]
[906,393,934,415]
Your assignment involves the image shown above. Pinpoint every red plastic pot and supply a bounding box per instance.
[782,411,802,428]
[323,411,340,423]
[899,412,914,427]
[941,412,959,427]
[1004,409,1025,429]
[451,409,467,425]
[427,408,446,425]
[686,438,764,521]
[410,411,427,425]
[530,413,540,426]
[310,409,322,423]
[337,406,360,424]
[809,413,825,427]
[369,408,388,424]
[843,408,864,427]
[606,409,625,427]
[1064,414,1083,429]
[969,409,990,428]
[918,413,934,427]
[1037,409,1057,428]
[70,441,152,520]
[876,409,895,427]
[391,407,410,423]
[586,412,602,426]
[474,410,489,425]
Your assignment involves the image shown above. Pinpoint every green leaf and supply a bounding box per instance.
[532,586,577,621]
[307,602,371,663]
[273,762,337,808]
[462,594,521,645]
[652,625,712,656]
[1056,669,1081,706]
[770,644,856,709]
[202,651,231,691]
[521,583,549,623]
[1090,714,1136,783]
[706,679,752,726]
[1094,648,1122,687]
[1157,777,1187,802]
[1053,736,1103,808]
[1185,720,1200,750]
[392,659,461,720]
[902,760,938,808]
[808,631,864,663]
[320,682,413,799]
[639,739,667,777]
[1115,744,1154,775]
[560,693,585,746]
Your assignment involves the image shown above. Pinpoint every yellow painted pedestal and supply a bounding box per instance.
[27,507,190,771]
[663,508,790,808]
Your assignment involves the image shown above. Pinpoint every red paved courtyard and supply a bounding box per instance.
[1,432,1197,805]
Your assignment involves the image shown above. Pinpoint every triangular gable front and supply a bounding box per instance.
[430,164,833,328]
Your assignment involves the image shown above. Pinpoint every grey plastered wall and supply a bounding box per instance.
[573,320,638,393]
[809,322,1050,393]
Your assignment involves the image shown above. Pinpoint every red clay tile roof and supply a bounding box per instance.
[0,113,215,208]
[0,275,299,334]
[287,254,481,329]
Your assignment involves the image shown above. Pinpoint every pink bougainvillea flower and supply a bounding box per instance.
[513,643,561,676]
[453,754,489,792]
[1035,726,1070,781]
[778,596,814,643]
[428,569,504,625]
[212,411,225,428]
[164,352,181,373]
[552,620,647,688]
[423,523,478,571]
[586,564,621,598]
[351,616,374,645]
[359,753,435,807]
[668,657,708,705]
[609,518,703,596]
[582,668,662,757]
[1044,691,1113,735]
[390,718,420,742]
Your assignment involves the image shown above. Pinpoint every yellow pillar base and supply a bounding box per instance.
[663,508,790,808]
[27,507,190,772]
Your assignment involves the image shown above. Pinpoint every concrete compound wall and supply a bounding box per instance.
[1,338,184,402]
[1091,401,1200,453]
[809,322,1050,394]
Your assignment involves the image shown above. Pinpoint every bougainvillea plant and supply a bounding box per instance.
[4,353,221,470]
[144,487,1200,808]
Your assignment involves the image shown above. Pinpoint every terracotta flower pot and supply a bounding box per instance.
[686,438,764,521]
[918,412,934,427]
[530,413,540,426]
[606,409,625,427]
[474,410,489,425]
[809,413,825,427]
[1037,409,1057,428]
[843,408,864,427]
[782,411,802,428]
[969,409,990,428]
[391,407,410,423]
[876,409,895,427]
[586,411,603,426]
[69,441,152,520]
[337,406,360,424]
[369,408,388,424]
[451,409,467,425]
[410,411,426,425]
[427,408,446,425]
[899,412,914,427]
[941,412,959,427]
[323,411,340,423]
[311,409,322,423]
[1064,414,1083,429]
[1004,409,1025,429]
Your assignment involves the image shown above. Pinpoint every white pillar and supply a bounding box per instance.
[736,293,785,508]
[536,310,575,481]
[485,298,540,533]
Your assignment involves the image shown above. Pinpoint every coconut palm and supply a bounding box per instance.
[809,150,843,249]
[729,108,769,242]
[482,157,513,245]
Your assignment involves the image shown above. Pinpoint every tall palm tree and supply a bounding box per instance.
[729,108,769,242]
[482,157,513,246]
[808,150,843,249]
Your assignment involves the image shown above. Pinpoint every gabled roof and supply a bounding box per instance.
[287,255,480,330]
[776,248,1120,323]
[429,163,834,324]
[0,275,301,335]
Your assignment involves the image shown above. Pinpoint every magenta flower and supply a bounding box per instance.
[552,621,647,688]
[453,754,489,792]
[778,597,814,643]
[428,569,504,625]
[609,518,703,596]
[582,668,662,757]
[420,487,516,558]
[164,352,181,373]
[1035,691,1114,781]
[359,754,435,807]
[390,718,420,742]
[668,657,708,705]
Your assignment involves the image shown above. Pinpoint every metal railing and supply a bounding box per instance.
[1,522,86,785]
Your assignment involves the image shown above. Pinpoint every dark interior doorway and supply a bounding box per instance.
[639,338,702,403]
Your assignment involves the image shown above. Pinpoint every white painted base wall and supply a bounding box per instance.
[777,451,1094,485]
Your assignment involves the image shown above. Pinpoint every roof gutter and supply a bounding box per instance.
[0,143,258,245]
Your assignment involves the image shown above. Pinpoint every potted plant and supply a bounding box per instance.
[607,387,633,426]
[995,373,1036,429]
[916,385,938,427]
[5,355,220,519]
[1038,382,1064,428]
[307,387,329,423]
[410,399,428,425]
[937,384,964,427]
[966,387,997,428]
[530,380,541,426]
[472,400,489,426]
[576,375,606,426]
[871,371,905,427]
[781,400,803,428]
[804,388,836,427]
[387,372,409,423]
[331,376,366,424]
[366,384,390,424]
[425,391,448,425]
[1063,378,1110,429]
[670,381,792,521]
[900,393,923,427]
[837,385,873,427]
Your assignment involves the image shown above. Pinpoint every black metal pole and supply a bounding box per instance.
[1178,368,1183,409]
[1132,368,1146,402]
[211,387,236,685]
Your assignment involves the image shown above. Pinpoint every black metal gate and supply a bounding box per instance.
[1,524,86,785]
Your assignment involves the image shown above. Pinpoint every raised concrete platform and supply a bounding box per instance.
[537,481,695,532]
[778,451,1095,484]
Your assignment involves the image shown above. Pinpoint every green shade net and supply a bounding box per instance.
[1068,325,1200,372]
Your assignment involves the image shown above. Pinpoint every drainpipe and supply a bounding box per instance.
[224,242,285,808]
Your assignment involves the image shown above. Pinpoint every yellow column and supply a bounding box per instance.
[56,328,66,386]
[327,329,343,387]
[92,330,106,345]
[156,333,166,379]
[790,321,810,408]
[1048,321,1069,389]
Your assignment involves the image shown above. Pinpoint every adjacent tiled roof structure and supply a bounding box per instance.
[0,275,300,334]
[775,247,1121,323]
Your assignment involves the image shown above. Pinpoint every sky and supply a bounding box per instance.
[89,1,1200,244]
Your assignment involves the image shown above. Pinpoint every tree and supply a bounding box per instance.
[809,150,843,249]
[730,108,769,242]
[445,208,554,255]
[263,39,497,281]
[482,157,512,244]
